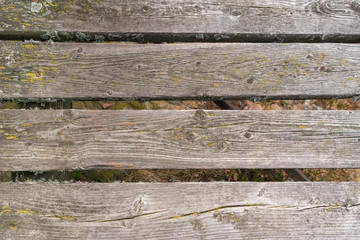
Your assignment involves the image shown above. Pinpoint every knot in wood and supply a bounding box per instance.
[216,139,229,152]
[62,110,73,120]
[244,132,252,139]
[184,130,196,142]
[190,219,205,231]
[133,197,144,213]
[195,110,206,120]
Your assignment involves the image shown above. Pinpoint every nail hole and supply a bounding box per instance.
[247,78,254,84]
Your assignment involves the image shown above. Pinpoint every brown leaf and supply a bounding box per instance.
[102,103,113,109]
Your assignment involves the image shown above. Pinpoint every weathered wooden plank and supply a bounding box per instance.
[1,42,360,100]
[1,182,360,239]
[1,109,360,171]
[0,0,360,42]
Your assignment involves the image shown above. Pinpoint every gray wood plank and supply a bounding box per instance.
[0,0,360,42]
[1,182,360,239]
[1,42,360,100]
[1,109,360,171]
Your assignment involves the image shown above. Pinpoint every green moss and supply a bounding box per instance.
[73,170,117,183]
[0,172,11,182]
[0,102,18,109]
[71,172,82,182]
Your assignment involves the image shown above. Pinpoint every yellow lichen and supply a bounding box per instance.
[22,44,38,49]
[327,205,342,208]
[0,209,13,214]
[6,136,19,140]
[44,1,59,7]
[8,225,17,230]
[40,66,59,70]
[16,210,38,214]
[22,72,45,82]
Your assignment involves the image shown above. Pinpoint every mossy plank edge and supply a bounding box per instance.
[0,42,359,100]
[1,109,360,170]
[1,31,360,43]
[0,0,360,42]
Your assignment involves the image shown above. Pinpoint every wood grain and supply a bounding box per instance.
[1,42,360,100]
[0,0,360,42]
[1,182,360,239]
[1,109,360,171]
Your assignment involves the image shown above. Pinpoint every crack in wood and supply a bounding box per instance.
[76,211,164,223]
[1,207,164,223]
[165,204,267,219]
[0,208,78,220]
[300,203,360,211]
[166,203,360,219]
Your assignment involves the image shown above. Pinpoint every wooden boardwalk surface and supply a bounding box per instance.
[1,0,360,42]
[1,109,360,171]
[1,0,360,239]
[1,182,360,239]
[1,42,359,100]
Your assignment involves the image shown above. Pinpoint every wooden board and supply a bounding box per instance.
[1,42,360,101]
[1,182,360,239]
[0,0,360,42]
[1,109,360,171]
